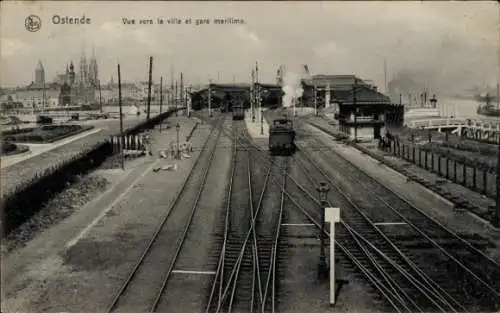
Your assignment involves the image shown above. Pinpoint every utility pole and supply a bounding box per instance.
[384,57,387,94]
[353,80,358,142]
[42,81,46,113]
[208,81,212,117]
[175,80,178,116]
[159,76,163,132]
[186,85,189,117]
[256,61,260,120]
[98,83,103,113]
[117,63,125,170]
[180,72,184,115]
[146,56,153,123]
[251,69,255,122]
[494,135,500,227]
[170,65,174,111]
[314,84,318,116]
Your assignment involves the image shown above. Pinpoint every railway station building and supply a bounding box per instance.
[189,83,283,111]
[300,75,390,141]
[337,85,391,141]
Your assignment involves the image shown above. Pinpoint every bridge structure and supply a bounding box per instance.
[405,117,500,144]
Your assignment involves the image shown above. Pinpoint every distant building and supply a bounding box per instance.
[34,61,45,88]
[58,46,100,106]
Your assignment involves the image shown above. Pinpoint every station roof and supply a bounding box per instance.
[302,75,368,88]
[341,85,391,106]
[191,83,282,95]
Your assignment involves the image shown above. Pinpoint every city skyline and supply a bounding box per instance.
[1,1,498,95]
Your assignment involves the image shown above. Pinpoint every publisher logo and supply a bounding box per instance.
[25,15,42,32]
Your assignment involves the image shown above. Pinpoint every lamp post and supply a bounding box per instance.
[175,80,178,117]
[316,181,330,278]
[208,83,213,118]
[493,141,500,227]
[353,82,358,143]
[314,84,318,116]
[176,122,180,160]
[260,107,264,135]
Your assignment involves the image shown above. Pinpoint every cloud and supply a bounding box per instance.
[0,38,31,57]
[0,1,497,91]
[313,41,345,59]
[234,25,263,45]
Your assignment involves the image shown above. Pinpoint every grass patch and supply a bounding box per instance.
[1,124,94,144]
[0,141,30,156]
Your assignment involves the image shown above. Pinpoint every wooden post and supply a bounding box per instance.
[180,72,184,115]
[494,141,500,225]
[118,63,125,170]
[482,169,488,195]
[463,163,467,186]
[146,56,153,123]
[450,159,455,182]
[425,150,428,170]
[473,166,477,191]
[438,155,441,176]
[353,80,358,142]
[159,76,163,132]
[445,157,450,180]
[98,83,103,113]
[412,146,416,164]
[431,152,435,173]
[418,148,422,167]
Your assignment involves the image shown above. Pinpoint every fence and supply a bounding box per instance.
[109,134,145,153]
[381,139,497,199]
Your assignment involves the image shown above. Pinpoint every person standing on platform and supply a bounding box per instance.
[142,131,153,156]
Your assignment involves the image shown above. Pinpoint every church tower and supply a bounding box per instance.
[88,45,99,86]
[35,60,45,88]
[69,61,75,85]
[79,48,88,84]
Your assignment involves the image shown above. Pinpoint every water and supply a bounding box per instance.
[408,98,500,120]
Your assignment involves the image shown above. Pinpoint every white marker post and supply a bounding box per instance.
[325,207,340,306]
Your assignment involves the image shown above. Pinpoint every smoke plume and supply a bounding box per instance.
[282,68,307,108]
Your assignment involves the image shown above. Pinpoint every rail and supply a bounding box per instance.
[297,124,500,310]
[105,115,225,313]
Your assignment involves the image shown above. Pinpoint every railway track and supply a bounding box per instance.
[193,111,500,311]
[290,127,500,311]
[104,116,225,313]
[205,120,287,313]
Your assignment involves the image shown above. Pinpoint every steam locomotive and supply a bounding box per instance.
[232,103,245,120]
[269,115,296,155]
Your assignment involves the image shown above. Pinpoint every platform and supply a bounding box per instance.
[244,108,269,139]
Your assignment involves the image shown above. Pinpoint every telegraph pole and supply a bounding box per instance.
[159,76,163,132]
[353,80,358,142]
[251,69,255,122]
[384,57,387,94]
[146,56,153,123]
[170,65,174,111]
[256,61,260,120]
[186,85,193,117]
[180,72,184,115]
[98,83,103,113]
[208,80,212,117]
[314,84,318,116]
[495,141,500,227]
[117,63,125,170]
[175,80,178,116]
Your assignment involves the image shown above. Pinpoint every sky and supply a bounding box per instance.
[0,1,498,96]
